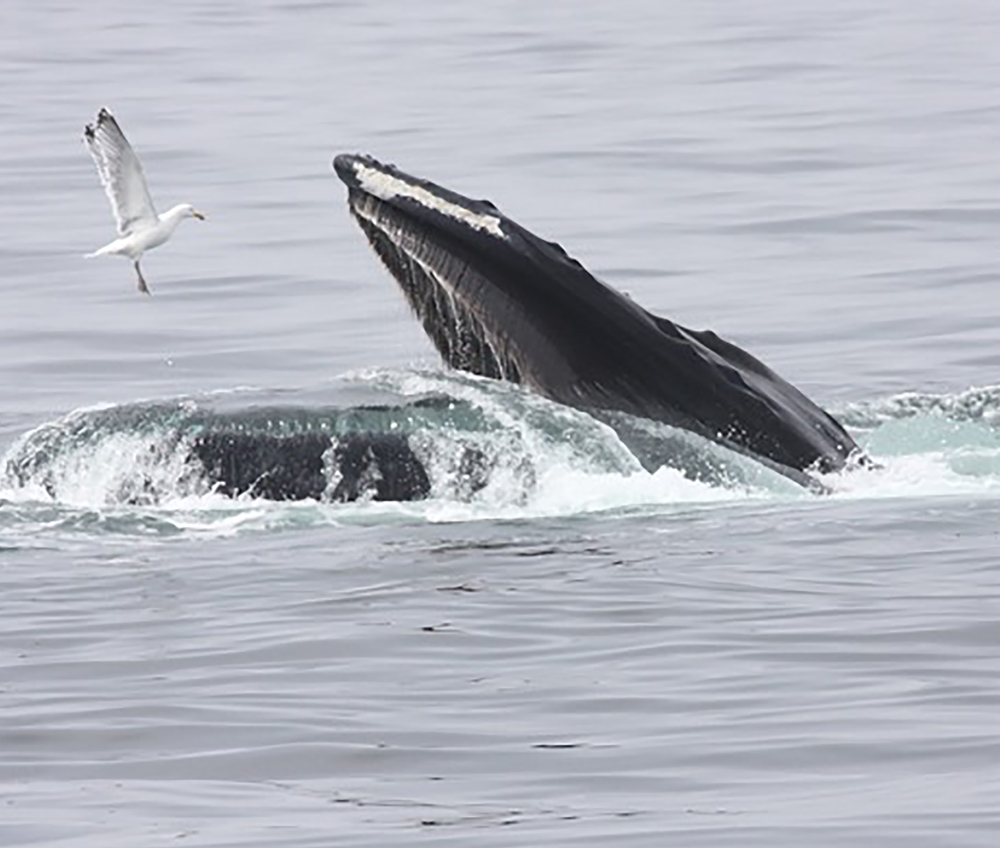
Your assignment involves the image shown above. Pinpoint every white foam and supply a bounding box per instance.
[8,377,1000,538]
[346,368,767,523]
[420,464,750,524]
[821,449,1000,501]
[353,161,506,239]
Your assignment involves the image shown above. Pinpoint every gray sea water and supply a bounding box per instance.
[4,1,1000,845]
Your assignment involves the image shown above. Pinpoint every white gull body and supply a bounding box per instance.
[84,108,205,294]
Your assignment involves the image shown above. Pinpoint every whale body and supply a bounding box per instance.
[333,153,863,489]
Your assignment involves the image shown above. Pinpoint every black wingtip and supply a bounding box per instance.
[84,107,113,139]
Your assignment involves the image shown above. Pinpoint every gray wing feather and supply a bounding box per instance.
[83,108,158,236]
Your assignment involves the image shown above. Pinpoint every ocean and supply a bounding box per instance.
[2,1,1000,845]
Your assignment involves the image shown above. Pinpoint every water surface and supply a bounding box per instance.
[3,1,1000,845]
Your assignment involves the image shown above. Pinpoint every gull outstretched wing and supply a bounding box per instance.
[83,108,158,236]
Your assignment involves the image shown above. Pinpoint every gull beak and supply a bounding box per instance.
[193,210,206,221]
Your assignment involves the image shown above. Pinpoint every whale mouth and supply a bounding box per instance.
[332,154,625,404]
[334,153,598,396]
[337,165,521,383]
[333,153,863,487]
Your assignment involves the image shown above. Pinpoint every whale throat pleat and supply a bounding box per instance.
[349,190,521,382]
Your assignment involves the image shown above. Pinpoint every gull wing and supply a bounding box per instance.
[83,108,158,236]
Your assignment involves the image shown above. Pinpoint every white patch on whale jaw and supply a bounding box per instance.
[353,162,507,240]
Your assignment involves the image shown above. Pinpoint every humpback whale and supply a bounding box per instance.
[4,399,449,505]
[334,153,864,488]
[191,431,432,502]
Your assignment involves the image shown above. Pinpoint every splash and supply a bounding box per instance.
[823,386,1000,500]
[3,375,1000,537]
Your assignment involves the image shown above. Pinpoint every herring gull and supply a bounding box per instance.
[83,108,206,294]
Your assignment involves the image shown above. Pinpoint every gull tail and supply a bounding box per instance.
[84,241,118,258]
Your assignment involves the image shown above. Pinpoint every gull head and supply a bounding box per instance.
[183,203,207,221]
[173,203,206,221]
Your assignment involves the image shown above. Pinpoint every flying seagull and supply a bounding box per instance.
[83,108,205,294]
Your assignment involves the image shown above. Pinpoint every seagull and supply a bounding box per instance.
[83,108,205,294]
